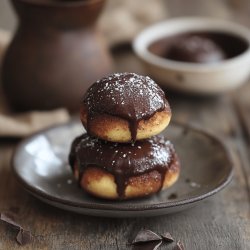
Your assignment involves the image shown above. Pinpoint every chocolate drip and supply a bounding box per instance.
[83,73,170,141]
[69,134,176,198]
[129,120,139,144]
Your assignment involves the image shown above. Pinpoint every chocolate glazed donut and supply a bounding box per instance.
[69,134,180,200]
[81,73,171,143]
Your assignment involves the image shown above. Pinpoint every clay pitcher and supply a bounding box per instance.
[2,0,112,112]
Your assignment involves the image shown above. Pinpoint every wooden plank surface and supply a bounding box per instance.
[1,1,250,249]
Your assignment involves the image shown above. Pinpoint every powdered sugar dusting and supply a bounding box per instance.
[83,72,168,121]
[73,134,174,175]
[69,133,177,198]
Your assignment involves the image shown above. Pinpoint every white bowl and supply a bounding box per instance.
[133,17,250,94]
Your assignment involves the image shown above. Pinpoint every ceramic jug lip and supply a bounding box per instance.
[15,0,105,8]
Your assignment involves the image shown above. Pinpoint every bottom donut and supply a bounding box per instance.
[69,134,180,200]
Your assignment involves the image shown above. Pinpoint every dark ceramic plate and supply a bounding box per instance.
[12,120,233,217]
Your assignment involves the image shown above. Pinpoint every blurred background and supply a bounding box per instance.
[1,0,250,44]
[0,0,250,137]
[0,1,250,27]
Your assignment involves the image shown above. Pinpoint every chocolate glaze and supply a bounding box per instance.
[149,31,249,63]
[83,73,170,141]
[69,134,177,198]
[69,135,83,169]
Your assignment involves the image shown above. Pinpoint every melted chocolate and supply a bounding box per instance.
[69,134,177,198]
[167,35,226,63]
[69,135,83,170]
[83,73,170,141]
[149,31,249,63]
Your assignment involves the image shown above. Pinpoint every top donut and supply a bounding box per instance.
[80,72,171,143]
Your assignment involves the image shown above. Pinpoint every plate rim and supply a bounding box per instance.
[12,120,234,212]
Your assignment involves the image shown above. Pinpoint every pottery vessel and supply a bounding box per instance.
[2,0,112,111]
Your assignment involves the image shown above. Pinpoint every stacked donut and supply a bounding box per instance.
[69,73,180,200]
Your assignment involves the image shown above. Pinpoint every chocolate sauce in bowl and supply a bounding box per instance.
[69,134,177,198]
[167,35,226,63]
[148,31,249,63]
[83,73,171,141]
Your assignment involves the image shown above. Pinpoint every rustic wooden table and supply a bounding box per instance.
[1,1,250,249]
[0,46,250,250]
